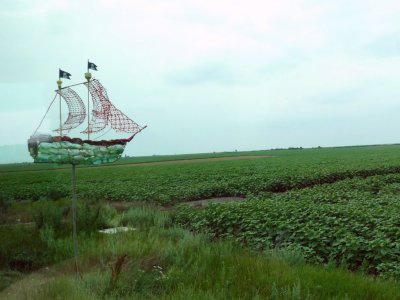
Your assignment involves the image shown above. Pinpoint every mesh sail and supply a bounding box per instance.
[82,79,144,135]
[54,87,86,134]
[81,79,108,134]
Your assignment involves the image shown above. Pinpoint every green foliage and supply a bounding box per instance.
[174,174,400,279]
[46,186,69,200]
[121,206,170,229]
[0,198,8,214]
[267,245,307,267]
[0,225,48,273]
[3,145,400,204]
[4,146,400,297]
[76,200,117,232]
[35,277,98,300]
[101,259,169,298]
[0,199,117,281]
[33,201,66,233]
[0,270,23,292]
[33,200,117,236]
[30,213,400,300]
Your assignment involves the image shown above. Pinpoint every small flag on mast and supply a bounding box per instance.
[88,61,98,71]
[59,69,71,79]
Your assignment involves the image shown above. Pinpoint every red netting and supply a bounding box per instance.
[54,87,86,134]
[108,104,144,133]
[81,79,108,134]
[82,79,144,134]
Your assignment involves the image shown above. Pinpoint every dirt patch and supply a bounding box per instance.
[185,197,246,207]
[108,201,165,212]
[108,197,247,211]
[0,211,33,225]
[108,201,141,212]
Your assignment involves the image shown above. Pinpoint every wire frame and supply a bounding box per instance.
[54,87,86,134]
[81,79,144,135]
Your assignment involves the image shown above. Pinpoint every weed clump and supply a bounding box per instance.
[33,200,117,236]
[0,225,48,274]
[121,206,169,229]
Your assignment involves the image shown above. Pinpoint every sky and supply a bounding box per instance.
[1,0,400,162]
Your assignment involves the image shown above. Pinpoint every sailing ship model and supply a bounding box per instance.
[28,63,146,165]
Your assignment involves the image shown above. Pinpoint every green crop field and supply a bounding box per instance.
[2,145,400,204]
[2,145,400,299]
[175,173,400,278]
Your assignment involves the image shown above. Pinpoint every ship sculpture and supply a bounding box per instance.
[28,63,146,165]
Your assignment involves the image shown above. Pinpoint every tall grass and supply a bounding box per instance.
[29,207,400,300]
[121,206,170,229]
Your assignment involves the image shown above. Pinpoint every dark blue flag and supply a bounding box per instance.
[88,61,98,71]
[59,69,71,79]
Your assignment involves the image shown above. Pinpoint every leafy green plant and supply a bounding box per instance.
[33,201,65,234]
[33,200,117,237]
[0,225,48,272]
[175,174,400,279]
[4,145,400,204]
[12,207,400,300]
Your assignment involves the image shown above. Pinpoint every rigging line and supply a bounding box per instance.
[93,127,113,141]
[53,79,93,92]
[32,92,59,136]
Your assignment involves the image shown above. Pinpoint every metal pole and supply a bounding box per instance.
[85,61,92,140]
[57,78,63,137]
[87,86,90,140]
[71,164,80,277]
[59,91,62,137]
[87,75,90,140]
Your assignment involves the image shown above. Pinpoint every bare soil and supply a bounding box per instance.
[184,197,246,207]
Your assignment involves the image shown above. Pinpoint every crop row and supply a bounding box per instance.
[2,146,400,204]
[174,173,400,278]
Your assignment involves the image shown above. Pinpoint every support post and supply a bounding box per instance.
[71,164,80,277]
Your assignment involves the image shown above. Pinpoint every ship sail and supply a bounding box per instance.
[81,79,108,134]
[54,87,86,134]
[109,103,144,133]
[82,79,145,135]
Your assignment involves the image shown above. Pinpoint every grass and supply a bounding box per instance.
[34,230,400,299]
[3,201,399,299]
[0,270,23,292]
[4,145,400,298]
[0,224,48,272]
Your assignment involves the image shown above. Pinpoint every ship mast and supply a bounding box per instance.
[85,60,92,140]
[57,68,72,136]
[57,76,63,137]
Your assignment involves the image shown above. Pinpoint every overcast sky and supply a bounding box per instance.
[1,0,400,159]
